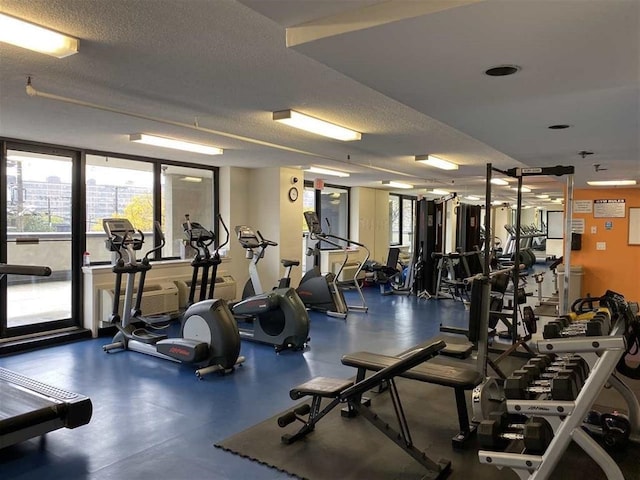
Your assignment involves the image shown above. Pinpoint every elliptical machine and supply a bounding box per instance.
[215,220,310,353]
[102,218,244,379]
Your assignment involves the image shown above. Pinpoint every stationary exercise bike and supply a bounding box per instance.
[194,218,309,353]
[102,218,244,379]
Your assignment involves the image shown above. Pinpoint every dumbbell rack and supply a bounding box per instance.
[478,334,628,479]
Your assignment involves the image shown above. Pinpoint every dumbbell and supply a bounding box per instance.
[277,404,312,427]
[478,413,554,454]
[543,313,609,339]
[523,356,589,385]
[504,368,582,400]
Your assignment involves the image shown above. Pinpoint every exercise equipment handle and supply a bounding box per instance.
[0,264,52,277]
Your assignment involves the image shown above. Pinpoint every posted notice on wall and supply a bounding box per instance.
[571,218,585,234]
[573,200,593,214]
[593,199,626,218]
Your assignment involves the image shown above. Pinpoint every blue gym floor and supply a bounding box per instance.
[0,288,471,479]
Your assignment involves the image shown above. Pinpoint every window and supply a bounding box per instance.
[303,181,350,250]
[320,186,349,242]
[389,195,400,244]
[86,155,154,263]
[401,197,415,250]
[160,165,215,258]
[390,194,415,251]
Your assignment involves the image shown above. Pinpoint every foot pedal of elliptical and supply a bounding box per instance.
[132,328,167,344]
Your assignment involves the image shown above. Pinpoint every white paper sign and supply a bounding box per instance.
[573,200,592,214]
[593,199,625,218]
[571,218,585,234]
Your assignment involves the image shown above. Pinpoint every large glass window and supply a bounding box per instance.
[319,185,349,246]
[390,194,415,250]
[401,197,415,251]
[389,195,400,244]
[161,164,214,258]
[4,148,76,332]
[86,155,154,263]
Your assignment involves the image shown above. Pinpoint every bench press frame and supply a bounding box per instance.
[279,340,451,480]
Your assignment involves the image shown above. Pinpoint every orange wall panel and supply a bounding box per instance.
[570,188,640,302]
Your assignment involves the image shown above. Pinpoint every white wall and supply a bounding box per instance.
[219,166,250,298]
[219,165,303,298]
[350,187,389,263]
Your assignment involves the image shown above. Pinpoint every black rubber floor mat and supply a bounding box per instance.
[215,377,640,480]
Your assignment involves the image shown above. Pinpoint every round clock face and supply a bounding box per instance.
[288,186,299,202]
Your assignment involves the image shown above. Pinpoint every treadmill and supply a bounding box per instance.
[0,264,93,449]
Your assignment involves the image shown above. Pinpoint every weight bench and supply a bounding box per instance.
[278,339,451,480]
[341,347,484,448]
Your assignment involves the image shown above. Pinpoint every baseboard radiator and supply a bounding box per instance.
[174,273,237,306]
[333,262,365,282]
[100,282,180,320]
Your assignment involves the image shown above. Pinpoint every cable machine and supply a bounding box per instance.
[486,164,575,345]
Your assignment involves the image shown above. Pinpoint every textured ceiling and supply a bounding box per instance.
[0,0,638,206]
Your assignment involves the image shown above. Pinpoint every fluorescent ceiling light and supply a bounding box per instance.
[492,200,506,205]
[305,166,350,177]
[382,181,412,189]
[432,189,450,195]
[415,155,458,170]
[0,13,79,58]
[536,194,549,199]
[464,195,480,201]
[587,180,637,186]
[180,176,202,183]
[129,134,223,155]
[490,178,509,186]
[511,186,531,193]
[273,109,361,141]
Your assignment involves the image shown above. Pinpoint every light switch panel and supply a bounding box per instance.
[596,242,606,251]
[591,226,597,234]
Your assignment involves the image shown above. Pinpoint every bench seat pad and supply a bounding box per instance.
[341,351,483,389]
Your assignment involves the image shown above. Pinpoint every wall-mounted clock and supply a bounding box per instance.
[288,186,299,202]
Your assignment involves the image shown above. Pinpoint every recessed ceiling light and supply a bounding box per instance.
[484,65,521,77]
[432,189,450,195]
[464,195,480,201]
[548,124,571,130]
[511,186,531,193]
[536,194,549,199]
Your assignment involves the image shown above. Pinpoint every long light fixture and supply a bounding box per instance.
[0,13,79,58]
[129,134,223,155]
[305,166,350,177]
[491,178,510,186]
[464,195,480,201]
[382,181,412,189]
[273,110,361,141]
[432,189,450,195]
[511,186,531,193]
[536,194,549,199]
[587,180,637,186]
[415,155,459,170]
